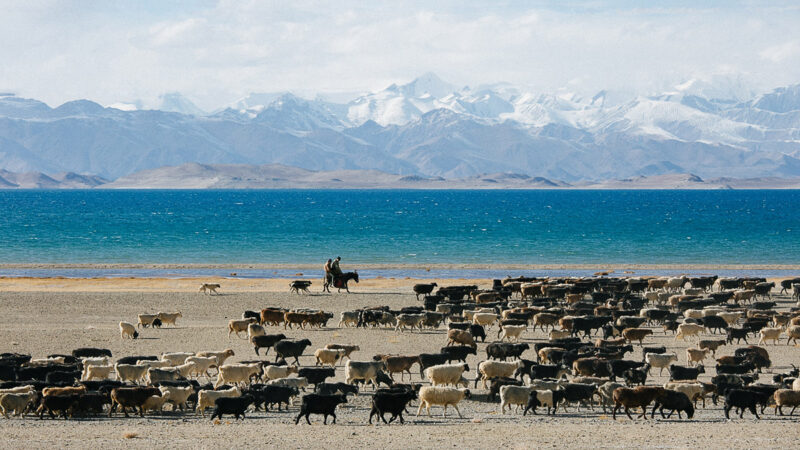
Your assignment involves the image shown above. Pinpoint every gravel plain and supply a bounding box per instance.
[0,277,799,449]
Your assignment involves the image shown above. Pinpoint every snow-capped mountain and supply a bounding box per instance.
[1,75,799,181]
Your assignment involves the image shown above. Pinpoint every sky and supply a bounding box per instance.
[2,0,800,110]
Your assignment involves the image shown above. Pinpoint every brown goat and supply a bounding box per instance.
[612,386,666,420]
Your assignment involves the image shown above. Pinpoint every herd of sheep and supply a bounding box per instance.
[2,274,800,424]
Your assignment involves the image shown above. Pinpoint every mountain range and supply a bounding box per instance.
[1,73,799,182]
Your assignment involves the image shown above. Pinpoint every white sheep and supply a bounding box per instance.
[215,363,262,388]
[532,389,556,414]
[247,323,266,341]
[416,386,471,418]
[785,325,800,345]
[196,387,241,416]
[683,309,704,320]
[174,361,197,378]
[548,330,571,340]
[141,394,170,413]
[675,323,705,341]
[184,356,217,377]
[263,365,298,381]
[0,392,36,418]
[500,385,534,413]
[500,324,526,342]
[345,360,386,388]
[82,364,113,381]
[228,318,257,338]
[136,360,172,369]
[477,360,523,389]
[114,363,148,384]
[81,356,110,367]
[645,352,678,375]
[597,382,625,412]
[137,314,158,328]
[196,349,235,367]
[759,327,783,345]
[159,385,193,411]
[161,352,194,366]
[425,363,469,387]
[156,311,182,327]
[685,348,710,366]
[473,312,499,329]
[119,321,138,339]
[717,312,742,326]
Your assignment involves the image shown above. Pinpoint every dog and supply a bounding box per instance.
[199,283,221,295]
[289,280,312,294]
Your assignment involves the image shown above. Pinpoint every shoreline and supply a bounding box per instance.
[1,262,800,270]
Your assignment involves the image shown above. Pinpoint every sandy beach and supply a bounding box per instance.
[1,275,799,449]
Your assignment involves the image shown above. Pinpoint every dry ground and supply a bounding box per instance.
[0,278,799,448]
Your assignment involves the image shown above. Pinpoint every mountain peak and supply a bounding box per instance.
[400,72,456,99]
[157,92,206,116]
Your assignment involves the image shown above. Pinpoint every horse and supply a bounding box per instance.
[324,271,359,293]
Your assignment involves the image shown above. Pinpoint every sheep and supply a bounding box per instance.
[196,386,241,416]
[114,364,148,384]
[698,339,727,356]
[717,312,742,326]
[533,313,559,332]
[597,382,626,412]
[210,395,255,421]
[446,329,477,348]
[500,324,526,342]
[81,356,110,368]
[500,385,534,413]
[345,360,386,388]
[161,352,194,366]
[82,364,113,381]
[676,323,705,341]
[612,386,666,420]
[136,359,172,369]
[314,349,346,368]
[184,356,216,377]
[108,387,161,418]
[413,283,438,300]
[622,328,653,345]
[140,394,170,414]
[156,311,182,327]
[338,311,360,328]
[158,385,193,411]
[684,309,704,320]
[416,386,471,418]
[538,347,565,364]
[369,390,418,424]
[651,389,694,419]
[174,362,197,378]
[228,318,257,338]
[477,360,523,389]
[785,325,800,345]
[733,289,756,304]
[215,363,262,388]
[247,323,266,340]
[324,344,360,362]
[119,321,138,339]
[137,314,158,328]
[523,389,557,415]
[0,392,36,418]
[758,327,782,345]
[666,277,686,292]
[774,389,800,415]
[147,367,181,384]
[394,314,426,332]
[295,393,347,425]
[422,362,468,387]
[549,330,571,340]
[663,381,704,405]
[686,348,710,367]
[263,365,299,381]
[473,312,499,329]
[267,377,309,391]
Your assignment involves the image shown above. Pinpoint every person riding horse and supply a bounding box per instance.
[323,256,358,292]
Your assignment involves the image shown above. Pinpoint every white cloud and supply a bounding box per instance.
[0,1,799,110]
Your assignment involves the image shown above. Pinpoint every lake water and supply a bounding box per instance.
[0,190,798,269]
